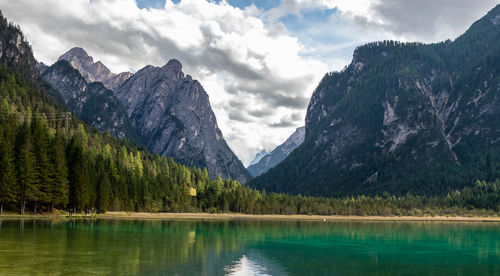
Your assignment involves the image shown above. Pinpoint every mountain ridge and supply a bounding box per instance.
[41,59,142,143]
[58,47,132,91]
[43,48,251,183]
[114,58,251,183]
[248,149,269,167]
[247,126,305,177]
[250,5,500,196]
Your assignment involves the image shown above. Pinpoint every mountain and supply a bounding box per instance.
[0,11,39,82]
[114,59,251,183]
[248,149,269,167]
[0,11,260,214]
[42,47,251,183]
[41,60,141,143]
[248,127,305,177]
[250,5,500,196]
[58,47,132,91]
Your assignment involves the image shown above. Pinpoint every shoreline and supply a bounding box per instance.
[100,212,500,222]
[2,212,500,222]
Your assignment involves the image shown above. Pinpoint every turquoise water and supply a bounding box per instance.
[0,219,499,275]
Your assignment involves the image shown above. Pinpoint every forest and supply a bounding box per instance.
[0,7,499,216]
[0,63,499,216]
[250,15,500,197]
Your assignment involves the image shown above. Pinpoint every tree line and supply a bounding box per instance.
[0,57,500,216]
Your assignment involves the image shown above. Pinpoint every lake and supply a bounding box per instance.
[0,219,499,275]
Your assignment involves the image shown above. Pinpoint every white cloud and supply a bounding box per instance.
[268,0,497,42]
[285,0,497,42]
[0,0,327,165]
[2,0,495,166]
[266,0,372,21]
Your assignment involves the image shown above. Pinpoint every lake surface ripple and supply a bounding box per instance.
[0,219,499,275]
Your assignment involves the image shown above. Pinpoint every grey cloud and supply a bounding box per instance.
[354,0,498,42]
[0,0,324,165]
[267,112,303,128]
[227,99,277,122]
[247,108,275,118]
[224,73,313,108]
[1,1,314,113]
[269,119,296,128]
[270,93,309,108]
[2,1,271,83]
[228,109,254,123]
[291,112,302,121]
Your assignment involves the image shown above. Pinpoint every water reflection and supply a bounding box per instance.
[0,219,499,275]
[224,255,269,276]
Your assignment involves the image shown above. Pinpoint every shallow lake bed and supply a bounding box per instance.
[0,219,499,275]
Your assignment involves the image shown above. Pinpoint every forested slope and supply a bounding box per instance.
[250,5,500,197]
[0,10,499,217]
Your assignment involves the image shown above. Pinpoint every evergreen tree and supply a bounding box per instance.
[15,122,36,214]
[31,116,51,212]
[49,131,69,211]
[67,138,90,212]
[0,122,18,213]
[95,157,111,212]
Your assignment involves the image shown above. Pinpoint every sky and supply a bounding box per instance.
[0,0,497,165]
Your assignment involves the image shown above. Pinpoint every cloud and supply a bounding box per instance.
[269,120,296,128]
[2,0,494,166]
[268,0,498,43]
[0,0,325,165]
[266,0,371,21]
[313,0,498,42]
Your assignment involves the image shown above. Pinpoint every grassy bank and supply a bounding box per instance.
[1,211,500,222]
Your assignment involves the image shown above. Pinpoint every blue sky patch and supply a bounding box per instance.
[136,0,166,9]
[136,0,281,10]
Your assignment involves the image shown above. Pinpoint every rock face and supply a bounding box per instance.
[42,47,250,183]
[251,5,500,196]
[248,149,269,167]
[0,12,39,81]
[42,60,141,143]
[115,59,251,183]
[58,47,131,90]
[103,71,133,91]
[248,127,305,177]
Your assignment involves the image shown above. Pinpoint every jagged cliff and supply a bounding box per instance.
[42,60,141,143]
[250,5,500,196]
[115,59,251,183]
[248,149,269,167]
[58,47,132,90]
[0,11,39,81]
[42,48,251,183]
[247,127,305,177]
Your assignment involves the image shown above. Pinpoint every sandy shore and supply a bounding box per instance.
[1,212,499,222]
[98,212,500,222]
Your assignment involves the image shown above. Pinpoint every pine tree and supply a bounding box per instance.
[49,131,69,212]
[95,157,111,212]
[15,122,37,215]
[0,124,18,213]
[67,138,90,212]
[135,151,143,176]
[31,116,51,212]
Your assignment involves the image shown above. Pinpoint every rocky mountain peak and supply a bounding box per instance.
[58,47,93,66]
[248,149,269,166]
[164,58,182,71]
[57,47,130,90]
[41,45,250,183]
[0,12,39,81]
[41,59,141,143]
[114,61,251,183]
[251,5,500,196]
[247,126,305,177]
[162,59,183,80]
